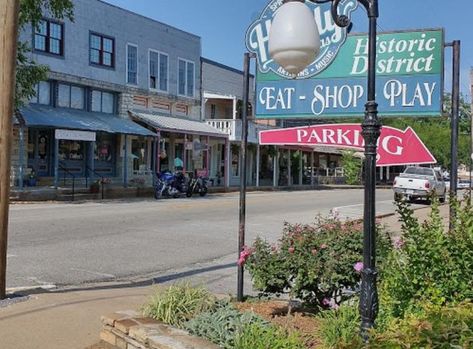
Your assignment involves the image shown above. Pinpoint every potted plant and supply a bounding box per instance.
[28,169,37,187]
[90,180,100,193]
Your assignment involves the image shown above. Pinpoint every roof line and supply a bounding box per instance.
[201,57,255,78]
[96,0,201,40]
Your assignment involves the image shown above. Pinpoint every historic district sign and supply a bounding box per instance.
[246,1,444,118]
[259,124,436,167]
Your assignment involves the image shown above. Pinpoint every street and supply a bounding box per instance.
[6,189,417,291]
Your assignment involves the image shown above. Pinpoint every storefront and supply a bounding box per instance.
[129,111,228,186]
[16,104,156,187]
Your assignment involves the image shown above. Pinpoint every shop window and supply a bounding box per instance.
[132,138,148,171]
[58,140,84,161]
[30,81,51,105]
[231,146,239,177]
[34,19,64,56]
[95,133,114,163]
[149,50,168,92]
[90,32,115,68]
[178,58,194,97]
[127,44,138,85]
[91,90,115,114]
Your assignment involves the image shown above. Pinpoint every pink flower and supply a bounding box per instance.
[354,262,364,273]
[393,237,405,249]
[237,246,253,266]
[288,247,295,254]
[322,298,339,309]
[320,243,328,249]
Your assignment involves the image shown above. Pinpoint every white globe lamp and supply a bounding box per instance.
[268,0,321,75]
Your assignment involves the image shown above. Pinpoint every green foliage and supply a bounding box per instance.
[443,92,471,121]
[382,117,470,169]
[19,0,74,28]
[15,0,74,108]
[371,302,473,348]
[185,301,268,349]
[141,283,217,328]
[234,322,305,349]
[381,197,473,320]
[341,151,362,185]
[245,216,392,308]
[316,302,363,349]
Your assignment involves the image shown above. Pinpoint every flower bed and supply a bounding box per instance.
[105,197,473,348]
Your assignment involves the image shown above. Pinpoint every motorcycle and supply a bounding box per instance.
[154,171,188,199]
[186,173,208,197]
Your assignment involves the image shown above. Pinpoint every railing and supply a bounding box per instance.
[58,164,76,201]
[85,166,106,200]
[206,119,259,143]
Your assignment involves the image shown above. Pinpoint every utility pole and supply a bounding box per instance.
[0,0,20,299]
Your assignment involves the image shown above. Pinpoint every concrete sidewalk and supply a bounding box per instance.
[0,204,449,349]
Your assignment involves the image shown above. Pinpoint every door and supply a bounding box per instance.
[28,129,53,177]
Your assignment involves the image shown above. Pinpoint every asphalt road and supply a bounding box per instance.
[6,189,414,291]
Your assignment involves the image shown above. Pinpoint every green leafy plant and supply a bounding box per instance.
[244,216,392,309]
[315,302,362,349]
[381,197,473,320]
[341,150,362,185]
[142,283,217,328]
[185,301,267,349]
[234,322,305,349]
[371,302,473,348]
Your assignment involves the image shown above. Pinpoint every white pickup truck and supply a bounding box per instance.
[393,167,446,203]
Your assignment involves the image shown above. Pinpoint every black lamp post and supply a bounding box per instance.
[268,0,380,336]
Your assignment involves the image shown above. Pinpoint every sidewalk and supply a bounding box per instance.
[0,204,449,349]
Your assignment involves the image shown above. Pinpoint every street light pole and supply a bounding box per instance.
[269,0,381,336]
[0,0,20,299]
[312,0,380,336]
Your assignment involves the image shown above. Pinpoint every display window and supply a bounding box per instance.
[95,133,114,163]
[58,140,84,161]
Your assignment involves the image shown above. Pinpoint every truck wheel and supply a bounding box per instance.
[439,192,446,203]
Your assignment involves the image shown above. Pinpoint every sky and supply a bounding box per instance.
[103,0,472,99]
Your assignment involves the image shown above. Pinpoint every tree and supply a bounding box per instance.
[382,117,470,170]
[341,150,362,185]
[442,92,471,121]
[15,0,74,109]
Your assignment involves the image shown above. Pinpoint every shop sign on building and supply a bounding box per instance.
[246,1,444,119]
[55,129,96,142]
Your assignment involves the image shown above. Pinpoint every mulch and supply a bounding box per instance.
[235,300,321,348]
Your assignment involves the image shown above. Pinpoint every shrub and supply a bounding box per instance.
[371,302,473,348]
[244,216,391,308]
[142,283,216,327]
[341,150,362,185]
[234,322,305,349]
[185,301,268,349]
[381,197,473,319]
[316,302,363,349]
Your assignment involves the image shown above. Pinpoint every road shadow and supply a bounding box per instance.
[11,262,236,297]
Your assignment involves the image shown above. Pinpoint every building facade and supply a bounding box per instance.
[13,0,226,190]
